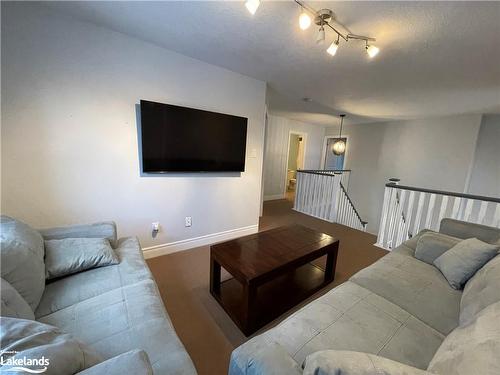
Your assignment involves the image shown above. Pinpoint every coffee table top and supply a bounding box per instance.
[211,224,338,283]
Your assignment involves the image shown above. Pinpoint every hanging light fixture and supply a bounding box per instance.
[326,34,340,56]
[299,8,311,30]
[332,114,346,155]
[366,42,380,58]
[316,25,325,44]
[245,0,260,15]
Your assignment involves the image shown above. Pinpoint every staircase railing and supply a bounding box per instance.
[294,170,367,231]
[376,179,500,250]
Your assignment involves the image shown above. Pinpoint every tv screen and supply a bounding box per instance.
[140,100,248,173]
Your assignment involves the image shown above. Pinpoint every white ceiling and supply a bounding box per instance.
[44,1,500,126]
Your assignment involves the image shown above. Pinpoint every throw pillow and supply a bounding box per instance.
[44,238,119,280]
[0,278,35,320]
[427,301,500,375]
[414,232,460,265]
[434,238,499,290]
[0,317,101,375]
[0,215,45,311]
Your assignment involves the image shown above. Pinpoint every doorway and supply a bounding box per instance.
[322,136,347,170]
[284,132,306,199]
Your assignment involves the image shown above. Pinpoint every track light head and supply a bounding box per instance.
[327,35,340,56]
[366,44,380,58]
[299,9,311,30]
[245,0,260,15]
[316,26,325,44]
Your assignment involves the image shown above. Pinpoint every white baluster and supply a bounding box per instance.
[413,192,426,235]
[464,199,474,222]
[377,187,391,247]
[437,195,449,228]
[405,191,415,237]
[451,197,461,219]
[493,204,500,228]
[477,201,488,224]
[425,194,436,230]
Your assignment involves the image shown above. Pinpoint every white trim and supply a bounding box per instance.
[142,224,259,259]
[283,130,307,196]
[264,194,286,201]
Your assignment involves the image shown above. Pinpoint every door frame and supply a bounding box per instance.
[320,135,349,170]
[283,130,307,196]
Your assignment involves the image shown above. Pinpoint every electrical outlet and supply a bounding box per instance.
[152,222,160,232]
[185,216,192,227]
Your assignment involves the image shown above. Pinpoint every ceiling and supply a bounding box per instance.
[44,1,500,126]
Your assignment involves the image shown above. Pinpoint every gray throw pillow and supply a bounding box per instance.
[434,238,499,290]
[0,317,101,375]
[44,238,119,280]
[0,278,35,320]
[0,215,45,311]
[428,301,500,375]
[415,232,461,265]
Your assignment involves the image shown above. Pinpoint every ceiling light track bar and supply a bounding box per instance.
[293,0,375,43]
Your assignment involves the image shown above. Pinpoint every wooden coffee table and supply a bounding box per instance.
[209,224,339,336]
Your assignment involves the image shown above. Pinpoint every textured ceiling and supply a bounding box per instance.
[44,1,500,125]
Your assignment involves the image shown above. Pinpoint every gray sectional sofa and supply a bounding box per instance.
[0,216,196,374]
[229,218,500,375]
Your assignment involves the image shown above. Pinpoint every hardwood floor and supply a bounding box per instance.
[146,196,387,375]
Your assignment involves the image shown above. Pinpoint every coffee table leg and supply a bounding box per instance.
[210,256,221,296]
[324,249,338,282]
[242,283,257,336]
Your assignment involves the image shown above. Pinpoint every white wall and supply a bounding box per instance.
[263,114,325,199]
[325,115,483,234]
[1,3,267,253]
[468,114,500,197]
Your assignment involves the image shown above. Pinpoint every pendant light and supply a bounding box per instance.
[332,114,346,155]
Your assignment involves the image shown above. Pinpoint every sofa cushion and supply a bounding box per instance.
[460,254,500,326]
[1,278,35,320]
[39,221,118,248]
[0,215,45,311]
[76,350,153,375]
[35,237,153,318]
[44,238,119,280]
[303,350,434,375]
[427,301,500,375]
[433,238,499,290]
[414,232,460,265]
[0,317,101,375]
[229,281,445,375]
[246,342,302,375]
[350,251,461,335]
[440,218,500,244]
[38,279,196,375]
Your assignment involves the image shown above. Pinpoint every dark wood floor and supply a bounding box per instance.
[146,196,387,375]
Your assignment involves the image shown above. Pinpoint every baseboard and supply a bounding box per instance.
[263,194,285,201]
[142,224,259,259]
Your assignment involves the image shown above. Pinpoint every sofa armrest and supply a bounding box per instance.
[76,350,152,375]
[39,221,117,248]
[246,342,302,375]
[303,350,433,375]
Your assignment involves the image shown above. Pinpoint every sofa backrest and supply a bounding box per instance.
[439,218,500,245]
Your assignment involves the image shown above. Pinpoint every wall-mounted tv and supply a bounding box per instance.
[140,100,248,173]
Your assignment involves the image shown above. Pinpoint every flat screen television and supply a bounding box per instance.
[140,100,248,173]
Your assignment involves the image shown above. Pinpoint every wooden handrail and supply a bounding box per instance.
[386,183,500,204]
[340,182,367,225]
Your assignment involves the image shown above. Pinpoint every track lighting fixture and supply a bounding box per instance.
[244,0,379,60]
[366,44,380,58]
[316,25,325,44]
[327,35,340,56]
[299,8,311,30]
[245,0,260,15]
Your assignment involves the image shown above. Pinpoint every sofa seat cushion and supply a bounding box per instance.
[1,216,45,311]
[229,282,444,375]
[460,254,500,325]
[427,301,500,375]
[38,279,196,375]
[350,251,461,335]
[35,237,153,318]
